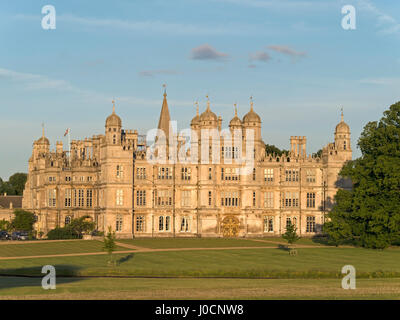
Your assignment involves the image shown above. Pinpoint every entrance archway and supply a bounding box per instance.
[221,216,240,237]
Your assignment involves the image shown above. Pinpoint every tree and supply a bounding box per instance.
[282,222,300,255]
[265,144,289,156]
[313,149,323,158]
[103,226,117,266]
[324,101,400,249]
[10,209,36,233]
[8,173,27,196]
[68,216,96,237]
[46,216,95,239]
[0,219,10,231]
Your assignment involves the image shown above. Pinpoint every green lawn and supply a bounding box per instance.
[1,276,399,299]
[1,239,400,299]
[0,240,127,257]
[118,238,274,249]
[1,247,400,278]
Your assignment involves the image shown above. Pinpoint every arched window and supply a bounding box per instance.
[65,216,71,225]
[113,135,116,144]
[159,216,164,231]
[343,141,347,150]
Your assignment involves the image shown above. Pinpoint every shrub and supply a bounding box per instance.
[46,227,80,240]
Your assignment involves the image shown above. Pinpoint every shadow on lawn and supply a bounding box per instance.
[0,265,85,292]
[277,244,289,252]
[116,253,134,265]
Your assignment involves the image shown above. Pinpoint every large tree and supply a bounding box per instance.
[8,173,27,195]
[10,209,36,232]
[324,101,400,249]
[0,173,27,196]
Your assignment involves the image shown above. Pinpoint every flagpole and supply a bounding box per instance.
[68,128,71,167]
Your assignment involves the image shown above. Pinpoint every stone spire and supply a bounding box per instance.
[341,107,344,122]
[157,85,172,142]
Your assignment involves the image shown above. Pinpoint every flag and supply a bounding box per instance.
[64,128,70,137]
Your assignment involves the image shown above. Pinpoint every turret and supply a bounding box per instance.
[105,100,122,145]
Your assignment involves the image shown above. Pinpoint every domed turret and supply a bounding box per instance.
[105,101,122,128]
[229,104,242,127]
[335,110,350,133]
[243,97,261,123]
[199,96,218,125]
[35,124,50,145]
[334,108,351,153]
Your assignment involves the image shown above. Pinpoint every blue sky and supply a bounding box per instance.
[0,0,399,179]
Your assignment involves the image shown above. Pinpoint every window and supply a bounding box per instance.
[221,167,239,181]
[155,190,173,207]
[286,217,297,229]
[73,189,77,207]
[181,190,191,207]
[136,190,146,206]
[159,216,171,231]
[221,191,239,207]
[79,176,85,182]
[180,216,190,232]
[208,191,212,206]
[65,176,71,182]
[48,176,56,182]
[136,167,146,180]
[181,167,191,181]
[78,189,84,207]
[343,141,347,150]
[116,165,123,178]
[263,192,274,208]
[306,216,316,232]
[86,189,93,207]
[252,168,256,181]
[113,135,116,144]
[285,169,299,182]
[65,216,71,225]
[252,191,256,207]
[208,167,212,180]
[87,176,92,182]
[64,189,71,207]
[306,170,316,183]
[116,215,123,232]
[264,169,274,182]
[48,189,56,207]
[263,216,274,232]
[281,192,299,208]
[136,216,145,232]
[307,192,316,208]
[158,167,172,180]
[116,189,124,206]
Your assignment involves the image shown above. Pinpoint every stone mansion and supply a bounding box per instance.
[22,91,352,238]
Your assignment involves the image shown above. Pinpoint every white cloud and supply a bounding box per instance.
[357,0,400,35]
[359,77,400,86]
[14,13,265,36]
[139,70,182,77]
[190,44,229,61]
[249,51,271,62]
[0,68,74,91]
[267,45,306,57]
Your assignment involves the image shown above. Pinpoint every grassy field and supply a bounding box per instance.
[117,238,274,248]
[0,238,399,299]
[0,240,127,257]
[1,276,400,300]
